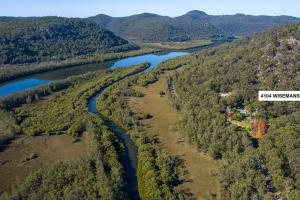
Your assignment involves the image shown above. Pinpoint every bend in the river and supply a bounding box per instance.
[0,52,187,97]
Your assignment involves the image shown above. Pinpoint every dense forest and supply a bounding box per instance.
[90,12,220,42]
[0,17,138,65]
[171,24,300,199]
[89,10,300,42]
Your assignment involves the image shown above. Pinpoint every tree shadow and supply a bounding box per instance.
[0,136,15,152]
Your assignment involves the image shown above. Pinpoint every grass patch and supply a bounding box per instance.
[136,39,213,50]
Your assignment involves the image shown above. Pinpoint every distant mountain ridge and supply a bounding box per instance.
[89,10,300,42]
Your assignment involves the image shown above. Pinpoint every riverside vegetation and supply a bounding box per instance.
[0,47,158,84]
[96,56,193,199]
[0,62,187,199]
[0,65,148,199]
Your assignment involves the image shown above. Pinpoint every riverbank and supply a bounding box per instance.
[0,47,160,84]
[94,54,222,199]
[0,51,188,97]
[129,71,220,199]
[0,65,148,199]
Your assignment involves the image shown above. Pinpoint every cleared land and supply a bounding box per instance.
[0,133,87,194]
[136,40,213,50]
[129,72,220,199]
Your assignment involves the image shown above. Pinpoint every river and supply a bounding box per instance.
[0,52,187,96]
[0,39,231,97]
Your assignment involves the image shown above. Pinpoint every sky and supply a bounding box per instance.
[1,0,300,18]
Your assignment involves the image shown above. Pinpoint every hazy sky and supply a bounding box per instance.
[1,0,300,18]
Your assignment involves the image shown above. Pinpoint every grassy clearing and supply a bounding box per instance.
[128,71,220,199]
[0,134,87,194]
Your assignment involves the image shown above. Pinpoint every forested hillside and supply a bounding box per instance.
[0,17,138,65]
[89,10,300,42]
[177,11,300,36]
[172,24,300,199]
[89,12,221,42]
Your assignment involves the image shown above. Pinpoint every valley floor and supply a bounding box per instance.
[0,133,87,194]
[129,72,220,199]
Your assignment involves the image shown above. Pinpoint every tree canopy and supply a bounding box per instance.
[0,17,138,64]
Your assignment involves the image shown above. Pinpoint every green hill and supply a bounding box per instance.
[0,17,138,64]
[172,24,300,199]
[89,12,221,42]
[89,11,300,42]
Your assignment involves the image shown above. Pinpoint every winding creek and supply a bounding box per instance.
[89,96,140,199]
[88,79,140,199]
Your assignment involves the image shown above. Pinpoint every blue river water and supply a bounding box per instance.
[112,52,188,69]
[0,51,188,97]
[0,79,50,96]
